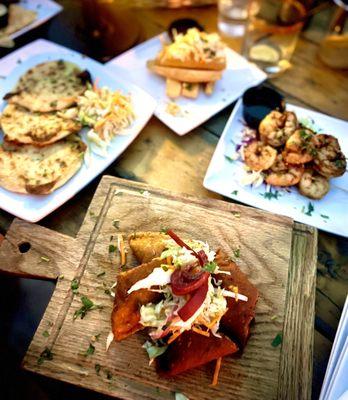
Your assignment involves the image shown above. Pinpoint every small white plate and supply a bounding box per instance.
[3,0,62,40]
[204,99,348,237]
[0,40,156,223]
[106,33,266,135]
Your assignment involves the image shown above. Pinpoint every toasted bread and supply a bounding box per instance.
[156,28,226,71]
[147,60,222,83]
[156,53,226,71]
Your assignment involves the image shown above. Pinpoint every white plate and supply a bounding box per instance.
[106,33,266,135]
[3,0,62,40]
[0,40,156,223]
[204,99,348,237]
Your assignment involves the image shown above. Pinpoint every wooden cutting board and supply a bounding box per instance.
[0,176,317,400]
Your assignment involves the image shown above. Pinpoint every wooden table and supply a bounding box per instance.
[0,2,347,399]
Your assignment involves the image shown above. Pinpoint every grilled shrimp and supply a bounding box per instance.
[284,128,315,164]
[243,141,277,171]
[265,154,304,187]
[259,110,298,147]
[312,134,347,178]
[298,169,330,200]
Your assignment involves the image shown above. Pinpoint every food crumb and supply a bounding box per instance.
[165,101,182,117]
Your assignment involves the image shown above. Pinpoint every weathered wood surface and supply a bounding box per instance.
[0,176,316,400]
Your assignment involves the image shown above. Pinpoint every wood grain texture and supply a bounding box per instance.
[0,219,80,279]
[0,176,316,400]
[278,223,317,400]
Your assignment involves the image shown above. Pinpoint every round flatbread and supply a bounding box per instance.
[0,135,86,195]
[1,104,81,146]
[4,60,89,112]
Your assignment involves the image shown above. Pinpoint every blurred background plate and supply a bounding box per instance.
[3,0,62,41]
[106,32,267,135]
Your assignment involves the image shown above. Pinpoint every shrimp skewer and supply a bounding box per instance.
[265,154,304,187]
[259,110,298,148]
[311,134,346,178]
[243,141,277,171]
[284,128,315,164]
[298,170,330,200]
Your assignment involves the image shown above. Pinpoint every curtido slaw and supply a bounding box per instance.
[160,28,225,64]
[126,233,248,365]
[77,83,135,157]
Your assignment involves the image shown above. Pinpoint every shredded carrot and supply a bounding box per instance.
[211,357,222,386]
[93,77,100,92]
[166,256,172,265]
[167,330,182,344]
[205,315,222,329]
[192,326,210,337]
[118,234,126,267]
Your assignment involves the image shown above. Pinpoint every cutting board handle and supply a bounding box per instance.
[0,218,77,280]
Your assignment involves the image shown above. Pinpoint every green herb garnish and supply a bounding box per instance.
[40,256,50,262]
[161,265,169,272]
[261,190,281,200]
[320,214,329,219]
[112,220,120,229]
[303,202,314,216]
[84,343,95,357]
[105,370,112,380]
[42,330,50,338]
[95,363,101,375]
[271,333,282,347]
[225,155,235,163]
[71,279,79,293]
[160,227,168,234]
[233,248,240,258]
[73,296,102,320]
[231,190,238,195]
[335,159,345,168]
[37,347,53,365]
[203,261,217,273]
[109,244,117,253]
[96,271,106,278]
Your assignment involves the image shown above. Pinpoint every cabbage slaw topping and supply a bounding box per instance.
[77,84,135,156]
[160,28,225,64]
[126,235,248,364]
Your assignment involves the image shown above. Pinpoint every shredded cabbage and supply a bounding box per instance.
[77,86,135,156]
[160,239,215,267]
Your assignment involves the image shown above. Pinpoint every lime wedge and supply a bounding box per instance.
[249,44,280,63]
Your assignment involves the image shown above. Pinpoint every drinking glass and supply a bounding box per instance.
[218,0,255,37]
[243,0,307,75]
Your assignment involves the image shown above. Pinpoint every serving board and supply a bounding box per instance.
[0,176,317,400]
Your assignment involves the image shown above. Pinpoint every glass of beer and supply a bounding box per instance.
[243,0,307,75]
